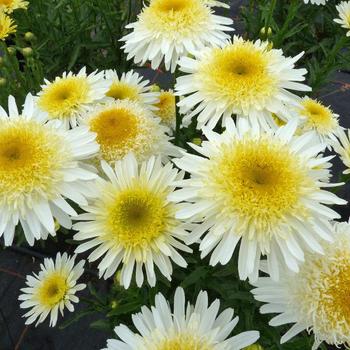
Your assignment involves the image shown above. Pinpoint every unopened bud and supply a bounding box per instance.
[0,78,6,87]
[22,47,33,57]
[24,32,36,42]
[244,344,264,350]
[7,47,16,55]
[192,137,202,146]
[151,84,161,92]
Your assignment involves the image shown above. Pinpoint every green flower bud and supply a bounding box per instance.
[7,47,16,56]
[0,78,7,87]
[24,32,36,42]
[22,47,33,57]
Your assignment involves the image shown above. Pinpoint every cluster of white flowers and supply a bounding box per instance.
[1,0,347,349]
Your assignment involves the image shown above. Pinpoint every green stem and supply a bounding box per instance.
[265,0,276,34]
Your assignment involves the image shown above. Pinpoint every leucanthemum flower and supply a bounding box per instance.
[333,128,350,174]
[252,222,350,350]
[172,118,346,281]
[121,0,234,73]
[18,253,85,327]
[105,70,160,109]
[85,99,178,166]
[37,67,109,129]
[103,287,260,350]
[154,89,176,129]
[0,94,99,246]
[74,154,192,288]
[295,97,340,143]
[176,36,311,130]
[0,12,16,40]
[334,1,350,37]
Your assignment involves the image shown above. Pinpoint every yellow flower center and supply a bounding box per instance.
[0,119,69,208]
[0,0,12,5]
[38,77,90,119]
[103,185,170,251]
[300,99,337,135]
[37,272,68,307]
[198,42,278,113]
[106,82,139,101]
[89,106,139,163]
[210,137,310,240]
[142,0,210,38]
[156,334,213,350]
[155,91,176,125]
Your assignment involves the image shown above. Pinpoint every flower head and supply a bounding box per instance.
[296,97,340,143]
[0,0,28,12]
[334,1,350,37]
[105,70,160,109]
[103,287,260,349]
[85,99,178,165]
[176,36,311,130]
[121,0,234,72]
[0,94,99,246]
[37,67,109,129]
[173,118,346,281]
[19,253,86,327]
[252,222,350,349]
[0,12,16,40]
[74,154,192,288]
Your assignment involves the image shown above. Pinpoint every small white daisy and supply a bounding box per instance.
[18,252,86,327]
[0,94,99,246]
[334,1,350,37]
[103,287,260,350]
[36,67,109,129]
[176,36,311,130]
[295,97,340,143]
[85,99,178,166]
[74,154,192,288]
[105,69,160,109]
[252,221,350,350]
[121,0,234,73]
[172,118,346,281]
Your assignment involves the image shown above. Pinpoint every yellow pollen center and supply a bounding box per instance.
[106,82,139,101]
[89,107,139,162]
[210,137,310,239]
[104,186,170,250]
[157,334,213,350]
[155,92,176,124]
[142,0,210,37]
[38,77,90,119]
[0,119,69,207]
[37,272,68,307]
[0,0,12,5]
[198,42,278,113]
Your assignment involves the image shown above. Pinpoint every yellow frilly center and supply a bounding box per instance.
[37,272,68,307]
[198,41,278,113]
[156,334,213,350]
[155,91,176,126]
[0,0,28,12]
[142,0,210,37]
[210,136,310,240]
[38,76,90,119]
[106,81,139,102]
[103,184,170,252]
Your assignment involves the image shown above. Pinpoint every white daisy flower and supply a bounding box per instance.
[84,99,178,166]
[105,69,160,109]
[103,287,260,350]
[37,67,109,129]
[295,97,340,143]
[332,128,350,174]
[121,0,234,73]
[18,252,86,327]
[74,154,192,288]
[176,36,311,130]
[334,1,350,37]
[252,221,350,350]
[172,118,346,281]
[0,94,99,246]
